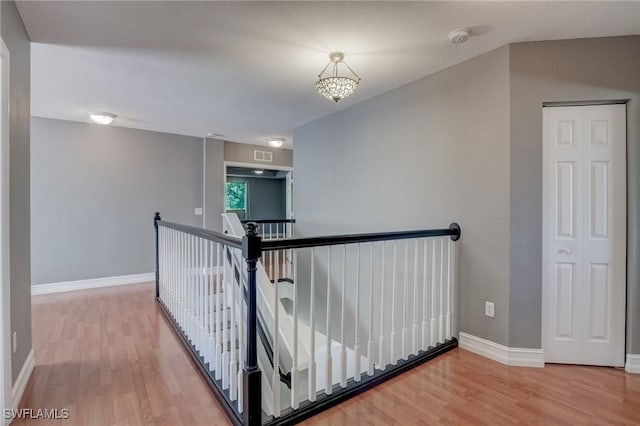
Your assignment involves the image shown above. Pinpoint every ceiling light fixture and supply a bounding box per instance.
[89,112,116,125]
[268,138,284,148]
[315,51,361,103]
[253,169,264,175]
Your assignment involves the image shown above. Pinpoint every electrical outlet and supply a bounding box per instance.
[12,331,16,354]
[485,302,495,318]
[195,208,203,216]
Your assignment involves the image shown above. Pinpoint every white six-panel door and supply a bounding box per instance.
[542,104,626,367]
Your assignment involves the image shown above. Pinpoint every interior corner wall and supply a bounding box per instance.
[31,118,226,285]
[224,140,293,168]
[205,137,225,232]
[508,36,640,351]
[294,46,512,346]
[2,0,32,384]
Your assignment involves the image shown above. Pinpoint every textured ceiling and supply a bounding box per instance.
[18,1,640,148]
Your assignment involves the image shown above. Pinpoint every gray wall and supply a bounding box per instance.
[31,118,225,285]
[2,0,32,384]
[205,137,225,232]
[294,36,640,354]
[228,176,286,220]
[294,46,512,346]
[225,141,293,167]
[509,36,640,351]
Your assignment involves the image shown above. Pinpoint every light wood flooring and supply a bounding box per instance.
[16,282,640,425]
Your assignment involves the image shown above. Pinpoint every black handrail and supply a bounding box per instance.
[157,220,243,248]
[261,223,461,251]
[240,218,296,224]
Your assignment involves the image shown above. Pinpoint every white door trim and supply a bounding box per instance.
[542,103,627,367]
[224,160,293,172]
[0,36,12,424]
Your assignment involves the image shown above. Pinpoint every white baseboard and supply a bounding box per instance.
[11,349,34,410]
[32,272,155,295]
[458,332,544,368]
[626,354,640,374]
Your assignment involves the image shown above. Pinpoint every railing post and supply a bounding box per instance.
[154,212,161,298]
[449,222,461,241]
[242,223,262,425]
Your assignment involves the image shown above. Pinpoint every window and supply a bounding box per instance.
[225,182,247,211]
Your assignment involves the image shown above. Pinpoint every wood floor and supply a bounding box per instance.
[19,283,640,425]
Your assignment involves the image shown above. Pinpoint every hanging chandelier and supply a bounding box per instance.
[315,51,361,103]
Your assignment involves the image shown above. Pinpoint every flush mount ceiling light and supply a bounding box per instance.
[89,112,116,125]
[253,169,264,175]
[315,51,361,103]
[268,138,284,148]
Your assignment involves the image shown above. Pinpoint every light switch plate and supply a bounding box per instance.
[195,208,203,216]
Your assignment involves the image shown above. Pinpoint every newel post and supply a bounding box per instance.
[242,222,262,425]
[154,212,161,299]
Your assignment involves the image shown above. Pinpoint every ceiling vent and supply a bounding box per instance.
[254,150,273,162]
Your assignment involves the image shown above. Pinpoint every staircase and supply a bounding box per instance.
[222,213,367,416]
[154,211,460,425]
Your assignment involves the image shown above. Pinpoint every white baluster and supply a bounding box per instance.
[446,238,454,340]
[401,241,409,360]
[159,228,163,301]
[367,243,374,376]
[222,244,230,389]
[230,248,238,400]
[178,233,183,329]
[439,238,445,344]
[273,249,281,417]
[308,248,316,402]
[339,245,347,388]
[390,242,398,364]
[412,240,419,355]
[354,244,361,382]
[194,238,199,353]
[430,239,437,348]
[199,238,204,353]
[378,244,386,370]
[237,261,245,414]
[291,249,299,409]
[422,239,429,351]
[215,243,223,380]
[325,247,332,395]
[270,224,274,282]
[183,233,187,333]
[209,241,215,370]
[188,235,193,343]
[158,228,163,301]
[202,239,208,364]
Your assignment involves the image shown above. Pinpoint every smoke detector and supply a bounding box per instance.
[448,29,470,45]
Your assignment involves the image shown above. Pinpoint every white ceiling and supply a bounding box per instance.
[18,1,640,148]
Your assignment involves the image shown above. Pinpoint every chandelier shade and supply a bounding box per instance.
[315,52,360,103]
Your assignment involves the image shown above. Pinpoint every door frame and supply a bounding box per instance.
[0,36,12,422]
[223,161,293,220]
[541,100,628,365]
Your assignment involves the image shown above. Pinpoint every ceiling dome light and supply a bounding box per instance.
[268,138,284,148]
[253,169,264,175]
[315,51,361,103]
[89,112,116,125]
